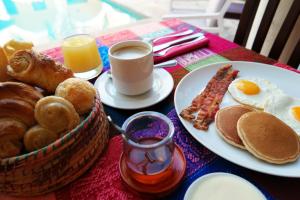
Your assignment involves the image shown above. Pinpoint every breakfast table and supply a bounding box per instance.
[2,18,300,200]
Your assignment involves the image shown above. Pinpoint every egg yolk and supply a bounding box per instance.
[236,80,260,95]
[292,106,300,121]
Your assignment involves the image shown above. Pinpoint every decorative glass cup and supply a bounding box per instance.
[62,34,103,79]
[119,111,186,195]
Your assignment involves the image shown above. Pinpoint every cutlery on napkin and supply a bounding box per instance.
[152,30,209,64]
[153,32,204,52]
[154,36,205,57]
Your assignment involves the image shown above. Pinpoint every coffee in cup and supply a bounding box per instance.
[108,40,153,96]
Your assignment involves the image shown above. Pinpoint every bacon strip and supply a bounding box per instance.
[180,64,238,130]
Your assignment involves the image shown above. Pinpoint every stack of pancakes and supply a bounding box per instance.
[216,105,300,164]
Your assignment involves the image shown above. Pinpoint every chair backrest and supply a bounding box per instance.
[206,0,231,27]
[234,0,300,68]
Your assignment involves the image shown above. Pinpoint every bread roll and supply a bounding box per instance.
[35,96,80,133]
[24,125,58,152]
[0,118,27,158]
[56,78,96,115]
[7,50,73,92]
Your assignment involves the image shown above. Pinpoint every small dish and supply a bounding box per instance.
[184,172,266,200]
[94,68,174,110]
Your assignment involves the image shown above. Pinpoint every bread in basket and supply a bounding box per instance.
[0,93,109,196]
[0,49,110,196]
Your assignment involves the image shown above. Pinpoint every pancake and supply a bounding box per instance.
[215,105,253,149]
[237,112,300,164]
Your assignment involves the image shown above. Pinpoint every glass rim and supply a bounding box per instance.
[121,111,175,149]
[62,33,96,48]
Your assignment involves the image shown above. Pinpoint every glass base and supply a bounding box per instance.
[119,144,186,196]
[74,66,102,80]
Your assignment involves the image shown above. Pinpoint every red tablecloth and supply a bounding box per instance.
[2,19,299,200]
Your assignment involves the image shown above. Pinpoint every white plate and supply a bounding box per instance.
[184,172,266,200]
[174,61,300,177]
[95,68,174,109]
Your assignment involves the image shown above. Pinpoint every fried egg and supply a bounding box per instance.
[228,77,283,109]
[264,94,300,135]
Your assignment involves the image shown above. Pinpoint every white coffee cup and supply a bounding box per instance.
[108,40,153,96]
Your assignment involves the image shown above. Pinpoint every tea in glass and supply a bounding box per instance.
[120,111,186,195]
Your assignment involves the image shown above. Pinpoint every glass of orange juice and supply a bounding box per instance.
[62,34,103,79]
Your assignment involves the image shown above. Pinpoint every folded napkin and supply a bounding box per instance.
[153,30,209,64]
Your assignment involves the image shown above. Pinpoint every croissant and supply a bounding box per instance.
[35,96,80,133]
[0,47,12,82]
[24,125,58,152]
[0,99,35,127]
[56,78,96,115]
[0,118,27,158]
[3,39,33,58]
[7,50,74,92]
[0,82,43,106]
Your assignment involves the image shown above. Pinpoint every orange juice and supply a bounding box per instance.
[62,34,102,73]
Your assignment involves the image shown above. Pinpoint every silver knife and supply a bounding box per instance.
[153,32,204,52]
[152,29,194,43]
[154,35,206,56]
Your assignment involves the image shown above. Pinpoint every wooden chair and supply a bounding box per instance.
[234,0,300,68]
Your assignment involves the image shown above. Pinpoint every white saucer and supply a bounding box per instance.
[94,69,174,110]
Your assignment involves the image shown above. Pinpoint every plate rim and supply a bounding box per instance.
[94,68,174,110]
[174,60,300,178]
[183,172,266,200]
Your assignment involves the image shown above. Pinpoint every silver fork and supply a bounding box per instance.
[153,36,205,57]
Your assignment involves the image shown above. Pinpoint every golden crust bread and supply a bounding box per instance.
[237,112,300,164]
[24,125,58,152]
[0,98,35,127]
[35,96,80,133]
[7,50,73,92]
[55,78,96,115]
[0,82,43,106]
[0,47,12,82]
[3,39,33,58]
[0,118,27,138]
[215,105,254,149]
[0,118,27,158]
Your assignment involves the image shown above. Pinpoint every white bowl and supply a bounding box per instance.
[184,172,266,200]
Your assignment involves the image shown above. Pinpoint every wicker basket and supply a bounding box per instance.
[0,94,109,196]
